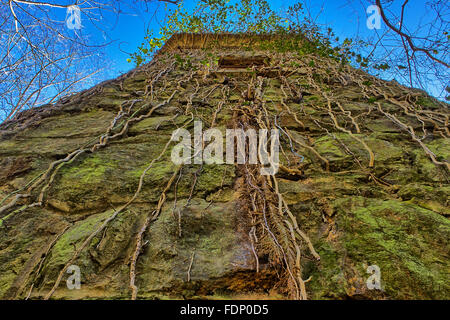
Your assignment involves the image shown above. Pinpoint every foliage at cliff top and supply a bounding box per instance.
[129,0,367,70]
[129,0,450,102]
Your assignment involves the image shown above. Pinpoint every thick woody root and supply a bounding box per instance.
[129,166,181,300]
[285,52,448,174]
[44,208,121,300]
[376,102,450,171]
[231,77,320,300]
[241,163,318,300]
[11,225,71,300]
[0,72,194,231]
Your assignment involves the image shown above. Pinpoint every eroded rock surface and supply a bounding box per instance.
[0,34,448,300]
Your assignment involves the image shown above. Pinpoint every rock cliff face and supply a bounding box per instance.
[0,34,448,300]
